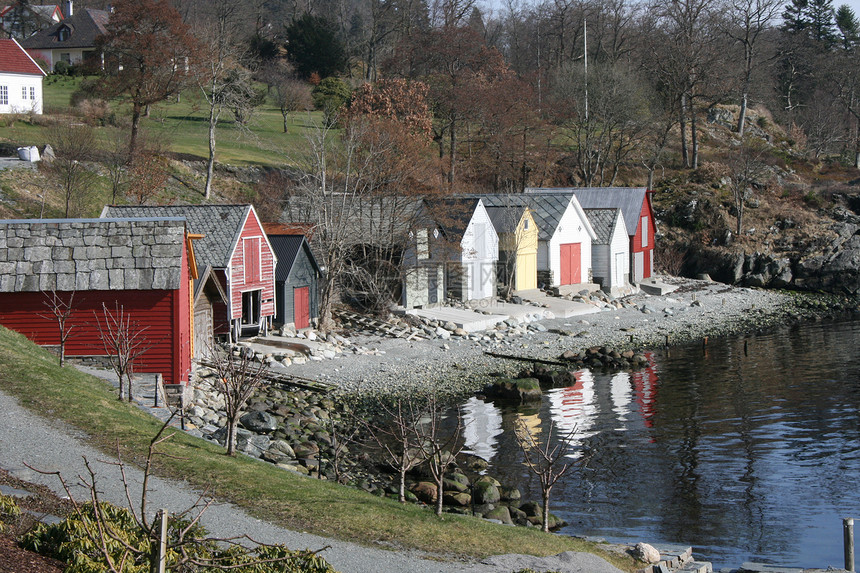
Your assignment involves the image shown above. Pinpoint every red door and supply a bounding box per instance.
[560,243,581,285]
[294,286,310,329]
[245,238,260,284]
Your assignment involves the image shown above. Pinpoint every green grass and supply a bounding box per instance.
[0,75,323,168]
[0,325,638,570]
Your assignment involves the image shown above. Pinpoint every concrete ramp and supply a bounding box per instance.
[639,278,678,296]
[406,306,509,332]
[515,290,602,318]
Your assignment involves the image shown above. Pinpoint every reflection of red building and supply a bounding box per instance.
[631,352,659,429]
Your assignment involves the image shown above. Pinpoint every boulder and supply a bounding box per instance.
[483,377,542,403]
[410,482,438,504]
[634,542,661,564]
[240,411,279,433]
[472,481,501,505]
[292,441,319,459]
[484,506,513,525]
[442,491,471,507]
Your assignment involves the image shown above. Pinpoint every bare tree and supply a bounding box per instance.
[208,346,267,456]
[45,122,98,217]
[95,303,151,402]
[514,417,589,532]
[267,61,312,134]
[28,417,334,572]
[726,136,771,235]
[39,290,76,368]
[361,397,427,503]
[100,130,131,204]
[417,395,465,516]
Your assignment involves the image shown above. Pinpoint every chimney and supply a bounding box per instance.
[63,1,73,17]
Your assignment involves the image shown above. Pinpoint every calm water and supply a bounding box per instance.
[457,319,860,569]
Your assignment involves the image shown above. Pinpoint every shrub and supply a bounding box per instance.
[0,494,22,533]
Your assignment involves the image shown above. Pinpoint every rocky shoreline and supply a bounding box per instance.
[178,277,859,539]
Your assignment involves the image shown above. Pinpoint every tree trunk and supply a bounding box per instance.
[226,419,237,456]
[737,91,749,136]
[542,488,551,532]
[679,94,689,168]
[435,474,444,516]
[282,112,289,134]
[448,119,456,189]
[205,102,217,200]
[691,100,699,170]
[129,104,142,158]
[127,372,134,402]
[399,469,406,503]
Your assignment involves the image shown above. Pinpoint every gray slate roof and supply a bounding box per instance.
[101,205,251,269]
[19,8,109,50]
[583,208,620,245]
[0,218,186,293]
[426,198,482,238]
[484,206,523,235]
[268,235,319,281]
[478,194,574,241]
[525,187,649,237]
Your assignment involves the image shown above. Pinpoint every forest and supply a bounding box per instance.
[37,0,860,197]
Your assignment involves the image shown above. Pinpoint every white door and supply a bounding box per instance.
[613,253,625,286]
[633,252,644,283]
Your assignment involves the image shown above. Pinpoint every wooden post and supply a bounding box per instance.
[157,508,168,573]
[743,340,748,356]
[702,337,708,349]
[846,517,855,572]
[665,334,670,346]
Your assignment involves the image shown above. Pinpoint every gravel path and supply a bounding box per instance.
[0,278,810,573]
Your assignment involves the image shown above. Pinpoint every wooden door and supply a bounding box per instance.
[560,243,581,285]
[244,238,260,284]
[516,252,537,291]
[294,286,310,329]
[193,303,213,359]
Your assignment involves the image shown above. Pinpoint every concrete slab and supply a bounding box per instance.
[639,278,679,296]
[739,563,803,573]
[406,306,508,333]
[515,290,602,319]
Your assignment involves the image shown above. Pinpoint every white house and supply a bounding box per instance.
[583,208,631,296]
[19,7,109,72]
[481,193,596,290]
[429,198,499,302]
[0,38,46,114]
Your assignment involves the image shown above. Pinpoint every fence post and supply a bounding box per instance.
[846,517,855,572]
[157,508,168,573]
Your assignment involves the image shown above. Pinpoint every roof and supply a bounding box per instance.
[485,205,525,234]
[478,194,570,241]
[0,217,187,292]
[101,205,252,269]
[268,234,320,281]
[0,38,46,75]
[19,8,108,50]
[425,197,482,239]
[525,187,649,237]
[583,208,621,245]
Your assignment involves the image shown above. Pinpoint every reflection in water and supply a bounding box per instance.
[460,397,503,462]
[453,320,860,569]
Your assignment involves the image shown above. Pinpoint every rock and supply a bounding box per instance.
[500,486,521,501]
[410,482,438,503]
[292,441,319,459]
[472,481,501,505]
[483,377,542,403]
[239,411,279,433]
[484,506,513,525]
[634,542,661,564]
[443,491,471,506]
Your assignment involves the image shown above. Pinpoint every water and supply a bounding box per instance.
[457,319,860,569]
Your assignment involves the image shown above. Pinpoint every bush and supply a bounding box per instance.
[311,77,351,125]
[0,494,22,533]
[77,99,111,126]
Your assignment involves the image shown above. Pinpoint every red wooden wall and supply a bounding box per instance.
[229,209,276,322]
[630,197,656,279]
[0,285,191,385]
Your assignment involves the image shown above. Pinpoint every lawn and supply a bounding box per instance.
[0,75,323,168]
[0,325,638,571]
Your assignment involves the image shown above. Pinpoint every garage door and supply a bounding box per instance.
[560,243,581,285]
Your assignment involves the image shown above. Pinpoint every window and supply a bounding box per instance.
[57,26,69,41]
[0,86,7,106]
[641,216,649,248]
[29,87,35,100]
[22,86,27,100]
[417,229,429,259]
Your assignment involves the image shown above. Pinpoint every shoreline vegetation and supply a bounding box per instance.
[0,279,857,572]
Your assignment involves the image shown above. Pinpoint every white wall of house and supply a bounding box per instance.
[0,71,43,114]
[460,200,499,300]
[593,212,630,291]
[27,47,95,71]
[545,199,594,287]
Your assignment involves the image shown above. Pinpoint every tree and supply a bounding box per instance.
[195,0,257,200]
[96,0,199,157]
[127,151,169,206]
[514,418,589,532]
[722,0,783,135]
[45,123,98,217]
[726,136,770,234]
[835,4,860,49]
[417,395,465,517]
[100,130,131,204]
[95,303,151,402]
[311,76,352,126]
[39,290,76,368]
[267,62,312,133]
[285,13,348,79]
[209,345,267,456]
[361,397,427,502]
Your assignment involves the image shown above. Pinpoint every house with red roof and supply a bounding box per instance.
[0,38,47,114]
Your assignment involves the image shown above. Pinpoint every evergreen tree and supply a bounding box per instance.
[285,13,348,79]
[835,4,860,49]
[807,0,838,47]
